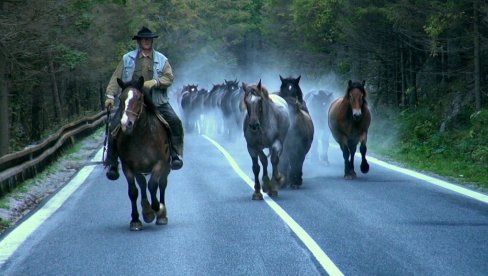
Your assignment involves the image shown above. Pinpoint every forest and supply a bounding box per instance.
[1,0,487,188]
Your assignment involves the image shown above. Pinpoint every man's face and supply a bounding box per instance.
[138,38,153,50]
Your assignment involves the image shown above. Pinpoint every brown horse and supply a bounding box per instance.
[328,80,371,179]
[242,80,290,199]
[116,76,171,230]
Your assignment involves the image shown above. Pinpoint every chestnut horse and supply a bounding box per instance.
[242,80,290,199]
[116,76,171,230]
[328,80,371,179]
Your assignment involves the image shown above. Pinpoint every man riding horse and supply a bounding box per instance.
[104,26,184,180]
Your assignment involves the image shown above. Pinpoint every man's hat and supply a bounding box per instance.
[132,26,158,40]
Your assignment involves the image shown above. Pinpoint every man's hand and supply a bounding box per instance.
[105,97,114,109]
[143,79,158,91]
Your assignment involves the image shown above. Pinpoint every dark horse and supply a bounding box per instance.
[328,80,371,179]
[220,79,244,139]
[278,75,309,113]
[280,100,314,188]
[116,76,171,230]
[242,80,290,199]
[305,89,334,165]
[277,75,314,188]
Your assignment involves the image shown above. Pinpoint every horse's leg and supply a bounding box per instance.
[147,173,160,218]
[347,139,358,179]
[290,150,306,189]
[322,130,330,166]
[251,155,263,200]
[258,151,271,193]
[360,139,369,173]
[135,174,154,223]
[339,143,353,180]
[156,173,169,225]
[278,146,290,188]
[123,168,143,231]
[269,140,284,197]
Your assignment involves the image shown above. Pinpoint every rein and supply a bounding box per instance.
[102,107,111,165]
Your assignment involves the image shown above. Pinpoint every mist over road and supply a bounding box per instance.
[1,133,487,275]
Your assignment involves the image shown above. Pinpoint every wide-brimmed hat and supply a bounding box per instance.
[132,26,158,40]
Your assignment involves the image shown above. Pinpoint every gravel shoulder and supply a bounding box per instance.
[0,130,105,235]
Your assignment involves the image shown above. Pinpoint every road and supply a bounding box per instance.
[1,133,487,275]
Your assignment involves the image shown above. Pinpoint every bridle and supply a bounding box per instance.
[124,89,145,121]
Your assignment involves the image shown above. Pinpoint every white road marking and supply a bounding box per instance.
[202,135,344,276]
[329,144,488,204]
[0,148,104,267]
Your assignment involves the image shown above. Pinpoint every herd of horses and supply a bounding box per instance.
[112,75,371,230]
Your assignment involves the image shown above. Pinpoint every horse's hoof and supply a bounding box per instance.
[252,192,263,200]
[267,190,278,197]
[142,201,155,223]
[361,162,370,173]
[156,217,168,225]
[130,220,143,231]
[156,203,167,225]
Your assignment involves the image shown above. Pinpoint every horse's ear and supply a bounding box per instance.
[117,78,124,89]
[257,79,262,91]
[280,75,284,82]
[348,80,353,88]
[362,80,366,87]
[296,75,301,83]
[138,76,144,89]
[242,82,247,91]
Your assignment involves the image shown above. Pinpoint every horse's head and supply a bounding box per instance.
[117,76,145,134]
[279,75,303,101]
[346,80,367,121]
[242,80,269,132]
[224,79,239,93]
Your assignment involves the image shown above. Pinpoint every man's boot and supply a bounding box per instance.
[104,136,120,180]
[171,135,184,170]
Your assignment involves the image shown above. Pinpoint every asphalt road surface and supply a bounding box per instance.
[1,133,487,275]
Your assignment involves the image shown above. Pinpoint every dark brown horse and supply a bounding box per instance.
[242,80,290,199]
[116,76,171,230]
[328,80,371,179]
[280,100,314,188]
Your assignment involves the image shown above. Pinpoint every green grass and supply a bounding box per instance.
[0,198,10,209]
[368,107,488,192]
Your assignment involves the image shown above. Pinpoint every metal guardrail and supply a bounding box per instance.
[0,110,107,197]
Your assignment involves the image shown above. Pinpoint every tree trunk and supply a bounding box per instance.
[473,1,481,111]
[31,84,41,141]
[48,49,62,121]
[0,48,9,156]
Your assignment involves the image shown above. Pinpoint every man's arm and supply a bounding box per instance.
[157,61,174,88]
[106,61,123,97]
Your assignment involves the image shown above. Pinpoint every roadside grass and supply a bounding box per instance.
[368,107,488,192]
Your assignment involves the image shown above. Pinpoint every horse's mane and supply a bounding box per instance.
[117,77,158,115]
[141,89,158,115]
[346,80,367,104]
[245,81,270,99]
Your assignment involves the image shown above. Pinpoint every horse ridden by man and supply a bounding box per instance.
[328,80,371,179]
[242,80,290,199]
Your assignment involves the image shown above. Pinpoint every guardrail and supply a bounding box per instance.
[0,110,108,197]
